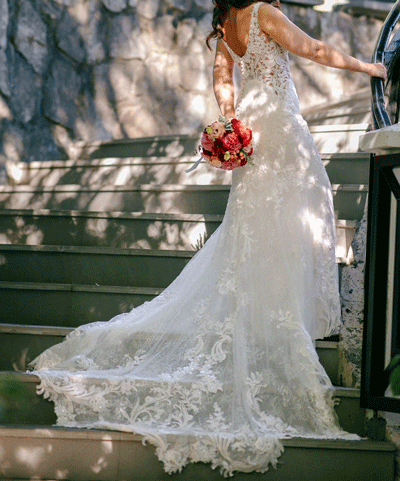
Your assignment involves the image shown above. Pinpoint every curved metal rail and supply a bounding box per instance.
[371,0,400,129]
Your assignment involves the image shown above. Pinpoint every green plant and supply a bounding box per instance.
[387,355,400,395]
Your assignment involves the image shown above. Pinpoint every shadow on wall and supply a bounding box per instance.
[0,0,217,165]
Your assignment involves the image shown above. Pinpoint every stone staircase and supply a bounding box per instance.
[0,110,397,479]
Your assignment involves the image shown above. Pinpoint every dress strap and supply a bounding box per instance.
[250,2,263,36]
[222,38,240,62]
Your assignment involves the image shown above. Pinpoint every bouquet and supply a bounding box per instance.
[198,116,254,171]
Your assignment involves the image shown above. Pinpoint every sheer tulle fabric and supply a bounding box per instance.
[31,3,358,477]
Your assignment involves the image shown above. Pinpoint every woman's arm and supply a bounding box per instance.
[213,39,236,118]
[258,4,386,79]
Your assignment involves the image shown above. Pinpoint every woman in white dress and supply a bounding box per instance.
[30,1,386,476]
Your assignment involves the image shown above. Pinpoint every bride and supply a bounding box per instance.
[30,0,386,477]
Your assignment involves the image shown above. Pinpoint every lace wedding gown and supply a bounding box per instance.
[30,3,358,476]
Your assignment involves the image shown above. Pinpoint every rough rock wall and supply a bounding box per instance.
[339,212,367,388]
[0,0,382,163]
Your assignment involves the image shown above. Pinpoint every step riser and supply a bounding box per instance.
[75,135,201,159]
[0,286,160,327]
[0,426,394,481]
[311,129,367,154]
[0,189,230,216]
[10,162,232,187]
[0,239,355,287]
[0,332,339,384]
[0,213,355,258]
[0,189,367,220]
[0,249,192,288]
[9,158,370,187]
[0,212,221,250]
[324,158,369,185]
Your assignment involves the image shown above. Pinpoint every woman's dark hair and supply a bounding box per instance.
[206,0,280,50]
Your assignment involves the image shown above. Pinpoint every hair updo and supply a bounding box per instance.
[206,0,280,50]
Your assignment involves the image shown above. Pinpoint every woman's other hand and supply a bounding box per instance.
[368,62,387,80]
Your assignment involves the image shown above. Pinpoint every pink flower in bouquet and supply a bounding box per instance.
[207,121,226,139]
[243,144,253,156]
[201,131,215,152]
[210,157,222,168]
[220,132,242,153]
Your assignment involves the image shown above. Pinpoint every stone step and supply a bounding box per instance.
[6,153,370,187]
[68,134,202,160]
[53,125,368,163]
[309,124,369,154]
[0,372,363,436]
[0,183,368,220]
[0,230,355,290]
[0,425,395,481]
[302,88,371,127]
[0,210,357,261]
[0,245,193,288]
[0,210,223,251]
[0,282,162,327]
[0,323,341,384]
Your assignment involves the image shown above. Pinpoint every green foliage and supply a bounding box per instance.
[388,355,400,396]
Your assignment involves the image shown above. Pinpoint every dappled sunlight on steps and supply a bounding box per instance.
[0,126,396,480]
[0,425,395,481]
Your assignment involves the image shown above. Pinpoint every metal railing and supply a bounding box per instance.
[371,0,400,128]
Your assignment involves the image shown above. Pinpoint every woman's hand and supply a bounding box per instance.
[367,62,387,80]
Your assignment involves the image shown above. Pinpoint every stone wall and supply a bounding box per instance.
[339,212,367,388]
[0,0,383,163]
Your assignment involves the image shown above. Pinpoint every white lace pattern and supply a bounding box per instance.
[31,3,358,477]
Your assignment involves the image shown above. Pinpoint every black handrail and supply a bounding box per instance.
[371,0,400,129]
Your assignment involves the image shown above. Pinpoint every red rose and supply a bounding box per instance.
[231,119,252,147]
[220,132,241,153]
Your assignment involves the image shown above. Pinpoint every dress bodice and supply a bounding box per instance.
[222,2,293,99]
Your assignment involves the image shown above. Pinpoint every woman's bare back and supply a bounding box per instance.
[222,6,253,57]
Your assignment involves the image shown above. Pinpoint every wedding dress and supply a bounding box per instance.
[30,3,358,476]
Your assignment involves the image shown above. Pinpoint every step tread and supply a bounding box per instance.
[0,243,195,258]
[0,424,395,451]
[71,125,369,147]
[0,323,73,336]
[0,241,353,260]
[0,323,339,349]
[0,372,360,399]
[0,183,232,192]
[10,152,370,170]
[0,208,224,221]
[0,208,357,225]
[0,281,163,295]
[0,183,369,192]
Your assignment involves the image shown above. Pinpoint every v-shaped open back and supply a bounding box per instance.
[222,3,294,101]
[222,3,258,60]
